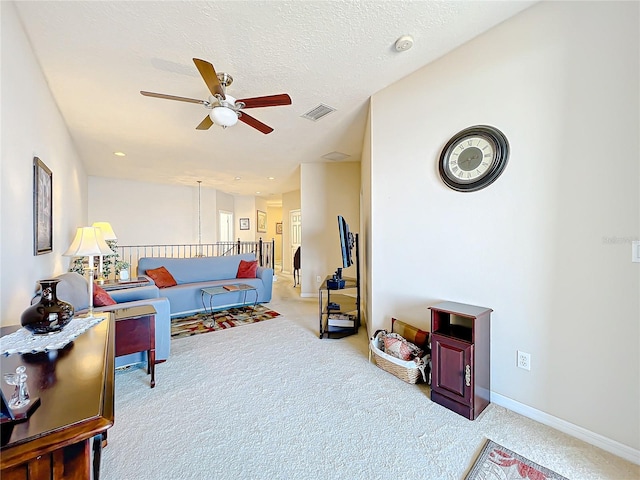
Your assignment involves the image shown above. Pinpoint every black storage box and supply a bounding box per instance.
[327,278,346,290]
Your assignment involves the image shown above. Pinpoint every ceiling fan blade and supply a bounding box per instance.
[140,91,205,104]
[238,112,274,134]
[196,115,213,130]
[237,94,292,109]
[193,58,225,99]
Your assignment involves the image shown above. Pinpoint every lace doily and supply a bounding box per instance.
[1,315,106,356]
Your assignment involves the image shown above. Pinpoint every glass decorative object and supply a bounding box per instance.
[4,366,31,409]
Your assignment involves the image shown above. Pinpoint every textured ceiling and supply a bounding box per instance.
[14,1,535,201]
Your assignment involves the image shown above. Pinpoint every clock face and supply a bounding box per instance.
[446,136,496,183]
[439,125,509,192]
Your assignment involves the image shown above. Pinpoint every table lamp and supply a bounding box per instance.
[91,222,117,284]
[63,227,114,316]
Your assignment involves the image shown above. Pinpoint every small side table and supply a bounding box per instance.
[200,284,258,319]
[102,277,151,292]
[114,305,157,388]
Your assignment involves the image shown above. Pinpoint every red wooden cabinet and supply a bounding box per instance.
[429,301,491,420]
[114,305,156,388]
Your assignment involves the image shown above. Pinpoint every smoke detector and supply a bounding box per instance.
[395,35,414,52]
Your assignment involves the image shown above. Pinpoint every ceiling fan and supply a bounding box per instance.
[140,58,291,134]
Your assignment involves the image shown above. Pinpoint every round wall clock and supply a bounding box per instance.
[438,125,509,192]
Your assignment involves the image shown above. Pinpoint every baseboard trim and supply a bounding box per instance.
[300,293,317,298]
[491,391,640,465]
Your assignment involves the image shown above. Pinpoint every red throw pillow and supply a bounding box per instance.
[146,266,177,288]
[93,284,116,306]
[237,260,258,279]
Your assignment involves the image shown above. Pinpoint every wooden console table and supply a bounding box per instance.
[0,313,115,479]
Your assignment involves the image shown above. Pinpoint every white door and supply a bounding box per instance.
[219,210,233,242]
[290,209,301,273]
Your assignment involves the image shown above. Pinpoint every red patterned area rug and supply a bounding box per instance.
[171,305,280,339]
[465,439,569,480]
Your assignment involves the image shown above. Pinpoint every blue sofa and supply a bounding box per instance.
[137,253,273,317]
[48,272,171,368]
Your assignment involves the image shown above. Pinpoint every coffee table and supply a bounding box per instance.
[200,284,259,324]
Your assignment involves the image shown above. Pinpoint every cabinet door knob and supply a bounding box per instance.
[465,364,471,387]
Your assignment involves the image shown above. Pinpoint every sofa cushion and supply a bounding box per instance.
[138,254,258,284]
[237,259,258,278]
[93,284,116,306]
[146,266,178,288]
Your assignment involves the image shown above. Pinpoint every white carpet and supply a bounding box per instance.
[101,276,638,480]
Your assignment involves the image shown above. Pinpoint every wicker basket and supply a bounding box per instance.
[369,333,428,384]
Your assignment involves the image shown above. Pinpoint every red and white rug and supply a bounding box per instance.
[170,305,280,339]
[465,439,569,480]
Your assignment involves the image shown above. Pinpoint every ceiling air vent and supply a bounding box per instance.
[301,104,336,121]
[322,151,351,161]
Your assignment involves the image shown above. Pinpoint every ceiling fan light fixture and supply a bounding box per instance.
[209,106,238,127]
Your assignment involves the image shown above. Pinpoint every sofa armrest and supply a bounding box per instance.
[109,285,160,303]
[256,266,272,280]
[256,267,274,302]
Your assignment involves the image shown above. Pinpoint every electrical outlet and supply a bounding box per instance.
[517,351,531,371]
[316,275,322,283]
[633,241,640,263]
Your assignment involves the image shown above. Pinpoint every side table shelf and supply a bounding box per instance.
[319,234,360,339]
[318,279,360,338]
[101,277,150,291]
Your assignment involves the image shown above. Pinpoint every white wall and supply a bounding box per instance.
[216,190,234,240]
[234,195,257,242]
[300,162,360,297]
[369,1,638,452]
[281,189,301,273]
[88,177,217,245]
[1,3,88,326]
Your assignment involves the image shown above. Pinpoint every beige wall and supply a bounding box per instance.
[368,0,638,454]
[300,162,360,297]
[1,3,88,326]
[360,107,372,332]
[266,205,283,267]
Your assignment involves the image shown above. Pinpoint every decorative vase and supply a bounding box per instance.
[20,279,74,334]
[118,269,130,281]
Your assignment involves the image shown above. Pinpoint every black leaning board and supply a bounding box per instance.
[0,389,13,423]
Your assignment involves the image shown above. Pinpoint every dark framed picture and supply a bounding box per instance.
[276,222,283,235]
[33,157,52,255]
[239,218,250,230]
[257,210,267,233]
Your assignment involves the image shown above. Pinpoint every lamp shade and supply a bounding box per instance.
[91,221,117,241]
[63,227,114,257]
[209,106,238,127]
